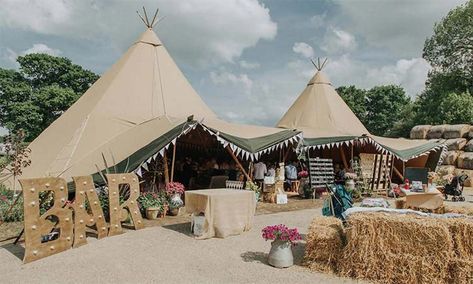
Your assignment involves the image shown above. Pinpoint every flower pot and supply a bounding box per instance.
[171,193,183,206]
[169,208,179,216]
[145,207,159,220]
[268,240,293,268]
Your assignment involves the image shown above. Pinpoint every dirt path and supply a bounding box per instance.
[0,208,362,284]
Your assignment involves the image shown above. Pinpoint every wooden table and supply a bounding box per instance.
[185,189,256,239]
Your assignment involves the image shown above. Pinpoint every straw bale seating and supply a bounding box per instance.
[304,212,473,284]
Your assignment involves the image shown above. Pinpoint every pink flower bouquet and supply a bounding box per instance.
[298,170,308,178]
[262,224,302,246]
[165,182,185,196]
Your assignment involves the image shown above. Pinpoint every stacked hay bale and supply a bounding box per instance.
[304,213,473,283]
[303,216,345,273]
[410,124,473,186]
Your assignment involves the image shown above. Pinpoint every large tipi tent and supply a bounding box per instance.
[4,24,299,188]
[277,69,445,163]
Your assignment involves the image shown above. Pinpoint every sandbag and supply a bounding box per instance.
[410,125,431,139]
[446,138,467,151]
[443,124,470,139]
[464,140,473,152]
[453,168,473,187]
[427,125,446,139]
[457,152,473,170]
[442,151,461,165]
[437,165,456,176]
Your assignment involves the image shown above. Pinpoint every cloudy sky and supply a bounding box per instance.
[0,0,467,134]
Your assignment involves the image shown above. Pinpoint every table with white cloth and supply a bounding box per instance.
[185,189,256,239]
[404,189,444,210]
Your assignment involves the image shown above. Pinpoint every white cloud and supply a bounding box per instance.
[0,0,73,34]
[323,55,430,97]
[292,42,314,58]
[365,58,431,97]
[310,13,327,29]
[239,60,260,69]
[320,27,357,54]
[333,0,467,57]
[0,0,277,66]
[209,71,253,93]
[23,44,61,56]
[4,48,17,64]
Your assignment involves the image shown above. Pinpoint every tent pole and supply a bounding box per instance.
[376,154,384,191]
[393,166,404,180]
[163,151,169,185]
[226,146,251,181]
[170,142,177,182]
[283,146,291,163]
[370,154,378,192]
[339,145,348,169]
[350,143,354,165]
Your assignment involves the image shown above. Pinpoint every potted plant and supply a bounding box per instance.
[165,182,185,216]
[138,192,162,220]
[262,224,302,268]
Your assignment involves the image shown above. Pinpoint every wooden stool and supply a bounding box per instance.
[291,180,300,193]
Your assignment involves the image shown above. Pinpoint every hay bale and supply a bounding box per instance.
[304,216,344,273]
[453,168,473,187]
[395,198,406,209]
[410,125,432,139]
[427,125,447,139]
[457,152,473,170]
[448,258,473,284]
[445,205,473,216]
[338,212,453,283]
[464,140,473,152]
[443,218,473,259]
[446,138,468,151]
[340,251,448,284]
[442,151,461,165]
[438,165,456,176]
[443,124,471,139]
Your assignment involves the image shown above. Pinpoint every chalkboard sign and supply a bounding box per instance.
[405,167,429,184]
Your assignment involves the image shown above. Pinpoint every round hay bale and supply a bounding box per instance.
[443,124,471,139]
[410,125,432,139]
[442,151,461,165]
[437,165,456,176]
[464,140,473,152]
[453,168,473,187]
[457,152,473,170]
[446,138,467,151]
[427,125,447,139]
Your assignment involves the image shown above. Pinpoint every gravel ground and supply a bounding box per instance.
[0,208,361,284]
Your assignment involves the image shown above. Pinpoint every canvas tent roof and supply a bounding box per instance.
[277,70,445,161]
[4,28,299,187]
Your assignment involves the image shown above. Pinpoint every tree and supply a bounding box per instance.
[336,85,368,124]
[419,0,473,124]
[365,85,411,137]
[423,0,473,89]
[0,54,99,141]
[435,92,473,124]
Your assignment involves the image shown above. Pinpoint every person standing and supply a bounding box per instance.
[253,161,267,189]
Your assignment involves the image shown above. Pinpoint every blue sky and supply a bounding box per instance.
[0,0,467,135]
